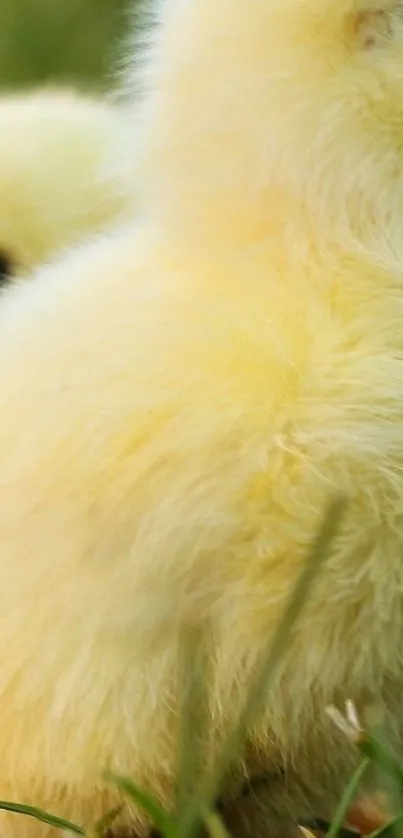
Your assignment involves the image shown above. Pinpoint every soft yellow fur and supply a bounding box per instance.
[0,0,402,835]
[0,88,130,275]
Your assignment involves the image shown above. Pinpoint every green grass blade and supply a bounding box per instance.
[359,733,403,791]
[368,813,403,838]
[326,758,370,838]
[209,495,346,796]
[203,808,231,838]
[93,804,123,835]
[179,495,347,836]
[105,772,176,838]
[0,800,85,834]
[176,625,211,817]
[359,729,403,838]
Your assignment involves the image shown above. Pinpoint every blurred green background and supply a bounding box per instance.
[0,0,129,91]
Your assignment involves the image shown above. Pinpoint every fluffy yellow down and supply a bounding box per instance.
[0,87,130,277]
[0,0,401,835]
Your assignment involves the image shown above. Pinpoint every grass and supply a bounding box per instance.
[0,494,392,838]
[0,497,396,838]
[0,0,129,91]
[0,6,401,838]
[0,494,400,838]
